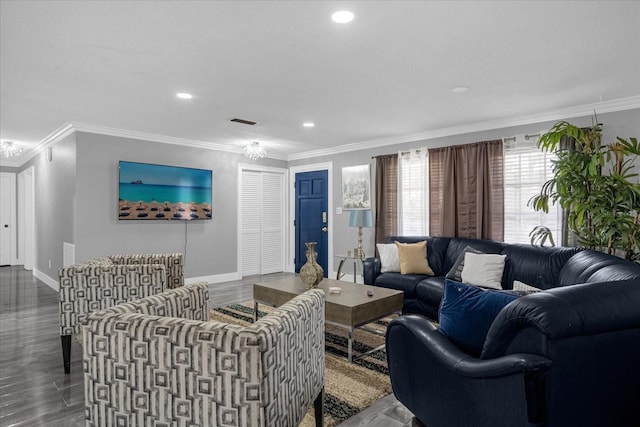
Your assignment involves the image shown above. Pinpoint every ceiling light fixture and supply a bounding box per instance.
[303,122,315,128]
[243,141,267,160]
[0,140,25,158]
[451,86,470,93]
[332,10,354,23]
[176,92,193,99]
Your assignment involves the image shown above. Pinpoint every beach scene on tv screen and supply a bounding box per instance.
[118,161,212,220]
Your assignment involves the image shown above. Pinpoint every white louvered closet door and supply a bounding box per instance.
[241,170,285,276]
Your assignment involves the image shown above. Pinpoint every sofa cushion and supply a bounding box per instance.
[415,276,446,312]
[376,243,400,273]
[374,273,423,299]
[395,241,435,275]
[461,252,506,290]
[439,279,518,356]
[445,245,485,282]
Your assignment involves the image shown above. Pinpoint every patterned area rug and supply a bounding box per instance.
[210,303,393,427]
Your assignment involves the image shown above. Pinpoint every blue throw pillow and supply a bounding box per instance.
[439,279,519,356]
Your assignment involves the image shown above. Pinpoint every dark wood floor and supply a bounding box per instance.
[0,266,86,427]
[0,266,419,427]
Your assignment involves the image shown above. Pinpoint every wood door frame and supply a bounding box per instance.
[289,162,333,275]
[237,163,288,278]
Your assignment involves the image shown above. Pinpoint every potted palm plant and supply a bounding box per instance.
[529,120,640,261]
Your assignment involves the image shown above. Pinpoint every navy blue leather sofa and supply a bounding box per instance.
[363,235,639,319]
[373,236,640,426]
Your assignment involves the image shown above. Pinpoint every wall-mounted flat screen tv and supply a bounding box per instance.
[118,161,212,220]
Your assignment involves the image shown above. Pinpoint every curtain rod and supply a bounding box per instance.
[504,133,541,142]
[372,149,422,159]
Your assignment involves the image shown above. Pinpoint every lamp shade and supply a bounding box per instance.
[349,209,373,228]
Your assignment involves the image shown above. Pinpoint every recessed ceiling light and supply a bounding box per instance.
[332,10,354,23]
[303,122,315,128]
[451,86,470,93]
[176,92,193,99]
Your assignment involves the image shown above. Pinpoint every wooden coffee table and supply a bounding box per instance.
[253,276,403,362]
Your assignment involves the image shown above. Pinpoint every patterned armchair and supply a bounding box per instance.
[82,284,325,427]
[58,253,184,374]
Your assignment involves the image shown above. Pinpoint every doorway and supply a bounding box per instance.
[239,165,287,277]
[290,163,333,277]
[0,172,16,266]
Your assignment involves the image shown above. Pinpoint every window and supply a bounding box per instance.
[398,148,428,235]
[503,135,561,244]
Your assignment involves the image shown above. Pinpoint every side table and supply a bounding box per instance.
[334,254,363,283]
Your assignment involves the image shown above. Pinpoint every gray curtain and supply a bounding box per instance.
[429,140,504,240]
[375,154,398,248]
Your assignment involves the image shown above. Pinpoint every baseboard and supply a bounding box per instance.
[186,271,242,285]
[34,268,59,291]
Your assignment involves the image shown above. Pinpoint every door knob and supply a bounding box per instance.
[321,227,328,232]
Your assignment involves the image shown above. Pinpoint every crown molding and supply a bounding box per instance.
[71,122,244,153]
[0,122,75,167]
[3,96,637,168]
[286,95,640,161]
[1,122,288,167]
[70,122,288,161]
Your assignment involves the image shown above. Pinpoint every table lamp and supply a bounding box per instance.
[349,209,373,258]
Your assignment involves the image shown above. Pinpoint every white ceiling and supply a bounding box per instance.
[1,1,639,165]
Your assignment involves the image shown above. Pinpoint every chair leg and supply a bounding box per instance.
[61,335,71,374]
[314,387,324,427]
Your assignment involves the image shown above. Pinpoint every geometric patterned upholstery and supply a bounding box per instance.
[83,284,325,427]
[58,263,168,336]
[58,253,183,375]
[108,252,184,289]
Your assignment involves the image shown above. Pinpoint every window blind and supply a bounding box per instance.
[503,135,561,244]
[398,148,428,235]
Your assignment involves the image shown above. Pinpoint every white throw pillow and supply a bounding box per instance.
[513,280,541,294]
[460,252,506,290]
[377,243,400,273]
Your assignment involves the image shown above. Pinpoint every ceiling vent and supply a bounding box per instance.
[230,118,258,126]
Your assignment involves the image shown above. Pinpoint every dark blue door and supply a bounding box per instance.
[295,171,328,275]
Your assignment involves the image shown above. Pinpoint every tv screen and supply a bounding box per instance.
[118,161,212,220]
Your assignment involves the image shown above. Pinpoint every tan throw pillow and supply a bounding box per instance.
[395,241,435,275]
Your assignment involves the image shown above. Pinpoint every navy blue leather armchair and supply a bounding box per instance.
[386,279,640,427]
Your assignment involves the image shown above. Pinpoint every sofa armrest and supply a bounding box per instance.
[59,264,167,336]
[109,252,184,288]
[252,289,325,425]
[387,316,551,379]
[363,257,381,285]
[482,279,640,358]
